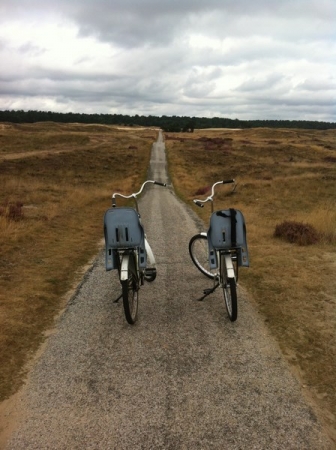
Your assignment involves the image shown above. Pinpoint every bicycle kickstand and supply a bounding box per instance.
[114,292,123,303]
[197,282,219,301]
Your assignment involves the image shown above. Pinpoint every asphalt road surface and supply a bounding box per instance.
[6,132,333,449]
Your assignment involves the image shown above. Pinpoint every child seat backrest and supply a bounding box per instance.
[104,207,144,248]
[103,207,147,271]
[208,208,249,268]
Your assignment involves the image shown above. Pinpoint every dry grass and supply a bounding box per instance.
[0,122,157,401]
[165,127,336,443]
[301,206,336,244]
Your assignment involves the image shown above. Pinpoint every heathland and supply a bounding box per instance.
[0,122,335,441]
[165,127,336,441]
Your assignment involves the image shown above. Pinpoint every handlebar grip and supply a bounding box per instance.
[112,197,116,207]
[154,181,166,187]
[222,179,235,184]
[194,200,204,208]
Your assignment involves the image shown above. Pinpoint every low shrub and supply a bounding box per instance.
[194,186,211,196]
[324,156,336,163]
[274,220,319,246]
[0,201,24,221]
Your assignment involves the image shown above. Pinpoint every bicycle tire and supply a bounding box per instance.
[220,253,237,321]
[223,278,237,321]
[121,252,139,324]
[189,234,216,279]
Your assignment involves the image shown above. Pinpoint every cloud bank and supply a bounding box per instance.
[0,0,335,121]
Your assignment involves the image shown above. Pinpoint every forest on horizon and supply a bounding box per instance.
[0,109,335,131]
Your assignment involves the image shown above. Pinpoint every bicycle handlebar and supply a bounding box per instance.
[193,179,236,207]
[112,180,166,206]
[222,179,235,185]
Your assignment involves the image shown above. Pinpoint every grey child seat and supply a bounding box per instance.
[207,208,249,270]
[104,207,146,271]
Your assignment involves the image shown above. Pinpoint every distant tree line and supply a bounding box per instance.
[0,109,335,130]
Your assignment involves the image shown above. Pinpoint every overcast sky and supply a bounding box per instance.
[0,0,335,121]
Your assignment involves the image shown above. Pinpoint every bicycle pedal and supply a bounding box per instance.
[203,288,213,295]
[144,267,157,282]
[145,268,156,276]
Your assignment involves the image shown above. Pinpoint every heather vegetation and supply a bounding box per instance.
[0,122,156,400]
[1,122,335,443]
[165,126,336,442]
[274,221,320,245]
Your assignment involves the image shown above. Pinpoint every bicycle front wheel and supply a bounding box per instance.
[220,253,237,321]
[121,252,139,324]
[189,234,216,279]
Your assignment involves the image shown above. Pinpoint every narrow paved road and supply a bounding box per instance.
[6,132,333,449]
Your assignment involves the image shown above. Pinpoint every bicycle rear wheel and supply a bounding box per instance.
[223,278,237,322]
[189,234,216,279]
[121,252,139,324]
[220,254,237,322]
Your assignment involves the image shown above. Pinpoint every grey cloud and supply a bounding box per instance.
[297,78,336,92]
[0,0,335,121]
[67,2,336,48]
[236,74,285,92]
[2,0,335,48]
[183,82,217,99]
[18,42,46,57]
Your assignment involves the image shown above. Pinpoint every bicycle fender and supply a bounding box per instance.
[145,238,156,265]
[224,254,235,279]
[120,254,129,281]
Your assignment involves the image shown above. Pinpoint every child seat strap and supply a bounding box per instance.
[216,209,237,247]
[230,208,237,247]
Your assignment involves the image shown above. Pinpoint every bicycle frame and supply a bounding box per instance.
[194,179,237,275]
[111,179,164,269]
[104,180,166,324]
[189,179,247,321]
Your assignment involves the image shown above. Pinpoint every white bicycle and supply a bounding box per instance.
[189,180,249,322]
[104,180,166,324]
